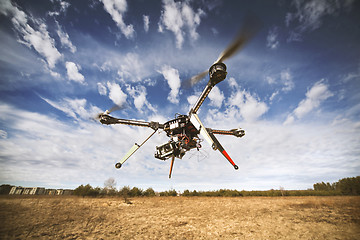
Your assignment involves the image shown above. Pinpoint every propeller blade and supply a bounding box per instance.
[107,103,126,114]
[215,15,261,64]
[94,104,126,120]
[181,15,261,89]
[181,70,208,89]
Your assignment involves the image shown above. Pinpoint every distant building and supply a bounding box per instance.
[7,186,73,195]
[46,189,57,195]
[22,188,33,195]
[63,189,73,195]
[14,187,24,195]
[56,189,64,195]
[9,186,17,195]
[29,187,45,195]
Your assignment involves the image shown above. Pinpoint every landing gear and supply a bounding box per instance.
[115,162,122,169]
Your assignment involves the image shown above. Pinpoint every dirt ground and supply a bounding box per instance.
[0,196,359,239]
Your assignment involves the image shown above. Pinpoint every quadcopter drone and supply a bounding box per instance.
[98,17,259,178]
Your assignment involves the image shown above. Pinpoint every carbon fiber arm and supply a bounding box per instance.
[206,128,245,138]
[190,82,214,114]
[99,114,163,130]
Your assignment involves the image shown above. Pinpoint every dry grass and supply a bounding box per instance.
[0,196,359,239]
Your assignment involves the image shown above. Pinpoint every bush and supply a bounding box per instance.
[73,184,100,197]
[130,187,143,197]
[160,189,177,196]
[143,188,156,197]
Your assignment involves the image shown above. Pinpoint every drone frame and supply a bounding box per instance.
[98,16,261,177]
[99,62,245,178]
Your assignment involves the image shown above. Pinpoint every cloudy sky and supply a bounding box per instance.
[0,0,359,191]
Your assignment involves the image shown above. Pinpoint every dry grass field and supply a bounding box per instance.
[0,196,359,239]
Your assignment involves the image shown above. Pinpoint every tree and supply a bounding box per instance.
[104,177,117,196]
[313,176,360,195]
[313,182,335,191]
[337,176,360,195]
[73,184,100,197]
[130,187,143,197]
[119,186,131,203]
[182,190,190,196]
[143,188,156,197]
[159,189,177,196]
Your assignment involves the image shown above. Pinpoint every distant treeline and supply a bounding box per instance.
[73,184,157,197]
[71,176,360,197]
[313,176,360,195]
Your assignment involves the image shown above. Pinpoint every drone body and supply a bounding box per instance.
[98,17,260,177]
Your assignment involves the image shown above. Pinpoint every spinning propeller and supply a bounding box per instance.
[183,15,261,88]
[95,104,125,121]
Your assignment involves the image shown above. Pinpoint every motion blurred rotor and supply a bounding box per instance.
[183,15,261,88]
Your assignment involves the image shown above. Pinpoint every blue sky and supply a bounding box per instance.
[0,0,359,191]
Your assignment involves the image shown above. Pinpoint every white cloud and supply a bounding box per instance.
[97,82,107,96]
[47,0,70,16]
[280,69,294,92]
[264,69,294,102]
[227,77,238,88]
[49,69,61,78]
[266,26,279,49]
[96,52,150,83]
[294,80,333,118]
[65,61,85,83]
[158,0,205,49]
[229,89,268,122]
[0,0,62,69]
[187,95,198,106]
[143,15,150,32]
[284,80,334,125]
[1,97,359,191]
[204,105,360,190]
[226,79,268,122]
[283,114,295,125]
[144,78,157,87]
[107,82,127,107]
[41,97,102,121]
[158,0,184,48]
[126,84,156,113]
[266,76,276,85]
[24,24,62,69]
[158,65,181,104]
[181,2,204,41]
[211,27,218,35]
[100,0,135,39]
[56,22,76,53]
[0,130,7,139]
[186,94,199,112]
[341,63,360,83]
[208,86,224,108]
[269,90,279,103]
[0,103,165,188]
[98,81,135,110]
[286,0,355,42]
[118,53,146,82]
